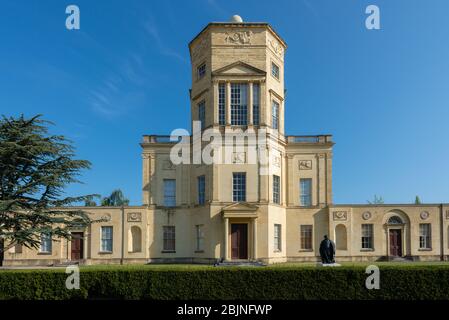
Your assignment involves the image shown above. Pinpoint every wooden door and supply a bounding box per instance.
[231,224,248,259]
[389,229,402,257]
[71,232,84,260]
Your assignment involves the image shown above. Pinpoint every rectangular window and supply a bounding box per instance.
[197,63,206,79]
[14,244,23,254]
[231,83,248,125]
[195,225,204,252]
[198,175,205,205]
[273,175,280,204]
[274,224,282,252]
[300,178,312,207]
[40,233,52,253]
[252,83,260,125]
[272,101,279,130]
[232,172,246,202]
[300,225,313,250]
[219,83,226,125]
[198,100,205,130]
[361,224,373,249]
[163,179,176,207]
[271,62,280,79]
[101,226,113,252]
[163,226,176,251]
[419,224,431,249]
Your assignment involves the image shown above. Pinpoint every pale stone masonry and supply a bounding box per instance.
[4,17,449,266]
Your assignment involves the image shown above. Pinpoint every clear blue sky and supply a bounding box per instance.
[1,0,449,205]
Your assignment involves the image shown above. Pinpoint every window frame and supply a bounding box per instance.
[163,226,176,252]
[274,224,282,252]
[195,224,205,252]
[197,63,206,80]
[419,223,432,249]
[300,225,313,250]
[100,226,113,253]
[232,172,246,202]
[198,100,206,130]
[218,83,226,125]
[361,224,374,250]
[197,175,206,205]
[163,179,176,207]
[40,232,52,253]
[271,61,280,80]
[273,175,280,204]
[252,83,260,125]
[230,83,248,126]
[272,100,279,130]
[299,178,312,207]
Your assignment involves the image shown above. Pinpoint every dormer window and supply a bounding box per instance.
[197,63,206,80]
[271,62,280,79]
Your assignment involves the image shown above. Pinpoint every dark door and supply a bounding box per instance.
[71,232,84,260]
[231,224,248,259]
[389,229,402,257]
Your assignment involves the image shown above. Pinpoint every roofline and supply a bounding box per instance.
[330,203,449,208]
[188,22,287,49]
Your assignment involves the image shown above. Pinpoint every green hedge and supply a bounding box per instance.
[1,266,449,300]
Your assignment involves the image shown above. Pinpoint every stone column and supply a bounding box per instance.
[226,82,231,126]
[224,218,229,260]
[253,219,258,260]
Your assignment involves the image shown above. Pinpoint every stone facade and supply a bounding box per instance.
[4,18,449,266]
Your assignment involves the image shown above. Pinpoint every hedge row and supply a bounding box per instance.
[1,266,449,300]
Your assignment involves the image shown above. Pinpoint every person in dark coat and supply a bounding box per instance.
[319,235,336,264]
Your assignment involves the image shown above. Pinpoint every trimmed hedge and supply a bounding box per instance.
[1,266,449,300]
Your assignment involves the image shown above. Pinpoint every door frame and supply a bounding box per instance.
[386,226,406,258]
[70,232,84,261]
[388,228,403,257]
[230,223,249,260]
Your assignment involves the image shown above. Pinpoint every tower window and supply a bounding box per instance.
[272,101,279,130]
[198,100,205,130]
[300,178,312,207]
[163,179,176,207]
[197,63,206,79]
[273,175,280,204]
[198,175,205,205]
[253,83,260,125]
[219,83,226,125]
[232,172,246,202]
[271,62,280,79]
[231,83,248,126]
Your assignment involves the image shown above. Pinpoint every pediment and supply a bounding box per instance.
[212,61,266,76]
[222,202,259,212]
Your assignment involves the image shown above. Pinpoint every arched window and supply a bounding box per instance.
[388,216,403,225]
[128,226,142,253]
[335,224,347,250]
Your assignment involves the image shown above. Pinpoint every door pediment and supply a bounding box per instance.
[222,202,259,219]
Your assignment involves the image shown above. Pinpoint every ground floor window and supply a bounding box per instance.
[274,224,282,252]
[361,224,373,249]
[419,223,431,249]
[40,233,52,253]
[195,225,204,252]
[163,226,176,251]
[300,225,313,250]
[101,226,113,252]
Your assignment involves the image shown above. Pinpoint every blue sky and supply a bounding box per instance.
[1,0,449,205]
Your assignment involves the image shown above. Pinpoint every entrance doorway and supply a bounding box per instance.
[231,224,248,259]
[389,229,402,257]
[71,232,84,260]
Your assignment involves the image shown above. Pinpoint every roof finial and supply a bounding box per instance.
[230,15,243,23]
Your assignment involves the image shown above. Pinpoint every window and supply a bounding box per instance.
[271,62,280,79]
[195,225,204,252]
[14,244,23,254]
[300,178,312,207]
[219,83,226,125]
[198,100,205,130]
[272,101,279,130]
[419,224,431,249]
[300,225,313,250]
[274,224,282,252]
[198,175,205,205]
[232,173,246,202]
[231,83,248,125]
[197,63,206,79]
[101,226,113,252]
[361,224,373,249]
[163,179,176,207]
[273,175,280,204]
[163,226,176,251]
[40,233,52,253]
[252,83,260,125]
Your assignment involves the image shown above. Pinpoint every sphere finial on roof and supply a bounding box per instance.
[230,15,243,23]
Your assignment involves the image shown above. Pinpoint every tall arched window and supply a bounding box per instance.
[335,224,347,250]
[128,226,142,253]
